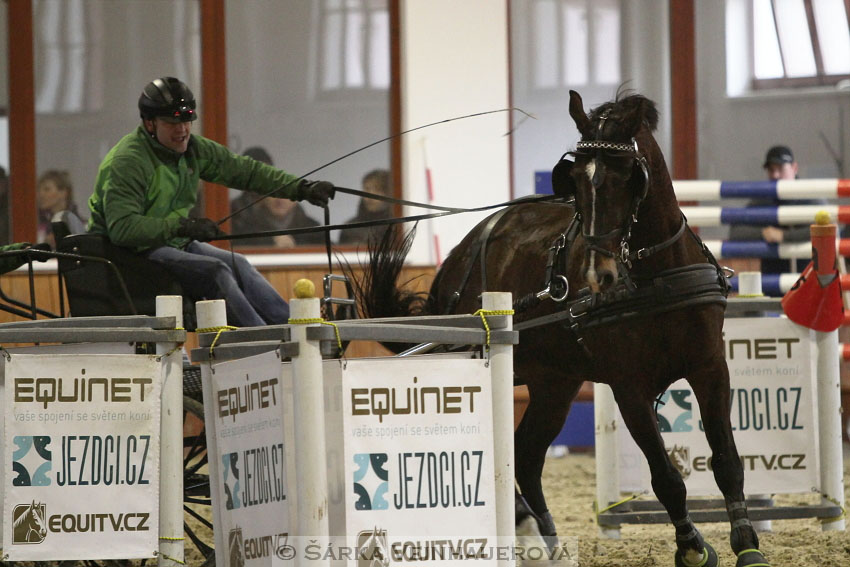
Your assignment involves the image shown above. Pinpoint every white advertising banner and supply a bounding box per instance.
[3,354,161,561]
[211,351,290,567]
[341,357,497,566]
[618,317,819,495]
[271,360,345,567]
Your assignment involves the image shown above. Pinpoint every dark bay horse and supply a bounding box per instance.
[348,90,768,567]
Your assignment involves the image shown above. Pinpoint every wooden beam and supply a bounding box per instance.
[669,0,697,179]
[389,0,402,215]
[803,0,825,81]
[200,0,229,233]
[770,1,788,79]
[8,0,37,243]
[506,1,515,199]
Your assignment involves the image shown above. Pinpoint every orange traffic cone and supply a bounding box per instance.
[781,212,844,331]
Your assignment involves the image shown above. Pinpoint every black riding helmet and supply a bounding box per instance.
[138,77,197,123]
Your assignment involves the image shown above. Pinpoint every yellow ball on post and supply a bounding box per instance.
[814,210,831,226]
[293,278,316,299]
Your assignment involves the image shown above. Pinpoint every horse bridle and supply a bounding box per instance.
[572,131,685,290]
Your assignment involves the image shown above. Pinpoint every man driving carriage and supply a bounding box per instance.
[87,76,335,326]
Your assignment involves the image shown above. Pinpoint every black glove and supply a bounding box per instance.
[177,217,226,242]
[297,180,336,207]
[28,242,52,261]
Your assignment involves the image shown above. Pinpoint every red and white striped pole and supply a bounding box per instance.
[422,138,442,266]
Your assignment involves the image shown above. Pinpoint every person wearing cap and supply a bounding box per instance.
[762,145,798,181]
[87,76,336,326]
[729,145,822,273]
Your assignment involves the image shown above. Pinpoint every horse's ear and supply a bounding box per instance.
[568,90,591,135]
[551,153,577,199]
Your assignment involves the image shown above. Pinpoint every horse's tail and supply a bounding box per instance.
[343,225,432,353]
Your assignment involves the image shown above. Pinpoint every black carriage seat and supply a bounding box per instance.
[51,209,86,239]
[54,222,195,328]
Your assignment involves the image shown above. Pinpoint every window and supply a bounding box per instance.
[530,0,621,90]
[318,0,390,94]
[34,0,101,114]
[752,0,850,88]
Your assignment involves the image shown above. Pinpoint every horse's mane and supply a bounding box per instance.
[587,89,659,137]
[13,503,38,529]
[13,508,28,529]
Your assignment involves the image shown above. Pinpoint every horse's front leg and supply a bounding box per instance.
[613,388,719,567]
[689,358,770,567]
[514,375,582,539]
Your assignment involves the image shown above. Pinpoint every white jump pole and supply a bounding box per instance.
[481,292,516,556]
[806,214,846,531]
[156,295,185,566]
[195,299,228,566]
[289,295,329,567]
[594,382,621,539]
[816,328,846,531]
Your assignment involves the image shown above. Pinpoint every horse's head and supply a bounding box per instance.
[555,89,660,292]
[14,501,47,542]
[361,527,390,567]
[668,445,692,479]
[30,501,46,537]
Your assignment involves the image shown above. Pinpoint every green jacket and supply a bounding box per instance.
[88,126,302,250]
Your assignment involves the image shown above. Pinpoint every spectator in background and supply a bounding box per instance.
[229,146,325,247]
[729,145,821,273]
[338,169,394,245]
[230,146,325,248]
[37,169,86,248]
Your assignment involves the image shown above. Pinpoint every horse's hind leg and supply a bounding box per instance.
[689,359,769,567]
[514,376,582,538]
[613,389,719,567]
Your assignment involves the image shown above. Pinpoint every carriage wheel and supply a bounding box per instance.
[182,389,215,567]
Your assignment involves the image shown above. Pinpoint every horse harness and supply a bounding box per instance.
[512,210,727,355]
[447,127,730,355]
[515,228,728,329]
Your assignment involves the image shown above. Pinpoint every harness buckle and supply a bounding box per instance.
[550,275,569,302]
[550,233,566,252]
[535,275,569,303]
[569,296,592,319]
[635,247,649,260]
[619,242,632,266]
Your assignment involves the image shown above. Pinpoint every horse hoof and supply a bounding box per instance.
[674,541,718,567]
[736,548,769,567]
[540,511,558,538]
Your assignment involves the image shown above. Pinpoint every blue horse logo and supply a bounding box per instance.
[12,436,52,486]
[656,390,693,433]
[222,452,242,510]
[353,453,389,511]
